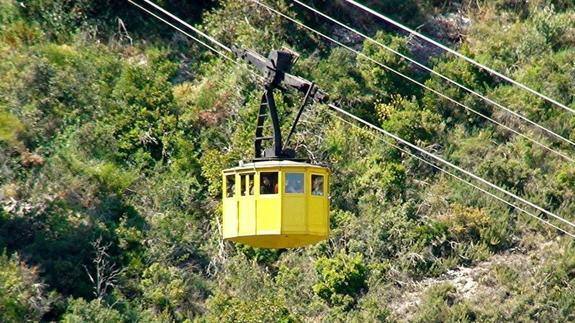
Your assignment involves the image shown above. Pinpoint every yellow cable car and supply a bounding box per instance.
[221,48,331,249]
[222,161,329,248]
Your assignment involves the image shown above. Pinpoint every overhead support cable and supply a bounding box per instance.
[327,102,575,230]
[342,0,575,116]
[292,0,575,149]
[324,108,575,239]
[128,1,265,84]
[128,0,234,62]
[141,0,233,53]
[250,0,575,163]
[131,0,575,238]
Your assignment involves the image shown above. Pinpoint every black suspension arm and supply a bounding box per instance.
[232,47,328,103]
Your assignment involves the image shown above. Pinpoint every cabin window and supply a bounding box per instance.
[285,173,304,194]
[226,175,235,198]
[311,174,324,196]
[241,173,254,196]
[248,174,254,195]
[260,172,278,195]
[241,175,247,196]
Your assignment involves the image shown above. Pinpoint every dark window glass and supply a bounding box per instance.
[226,175,235,198]
[311,174,324,196]
[247,173,254,196]
[241,174,247,196]
[285,173,304,194]
[260,172,278,195]
[240,173,254,196]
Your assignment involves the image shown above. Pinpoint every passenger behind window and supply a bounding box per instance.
[248,174,254,195]
[286,173,304,193]
[260,172,278,195]
[226,175,235,197]
[312,175,324,196]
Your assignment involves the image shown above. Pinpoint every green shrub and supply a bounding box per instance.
[313,252,368,309]
[201,0,295,53]
[413,283,456,322]
[359,32,419,97]
[61,151,137,195]
[62,298,123,323]
[109,50,179,166]
[0,251,51,322]
[379,95,443,145]
[139,263,208,320]
[310,48,374,119]
[531,6,575,50]
[235,244,281,265]
[0,111,24,148]
[206,292,296,323]
[358,160,407,203]
[438,204,491,242]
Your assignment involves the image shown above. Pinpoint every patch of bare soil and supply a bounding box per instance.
[389,238,556,321]
[409,10,472,65]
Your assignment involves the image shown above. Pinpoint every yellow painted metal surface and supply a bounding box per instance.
[222,161,330,249]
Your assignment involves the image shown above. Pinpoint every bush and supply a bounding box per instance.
[310,48,373,118]
[61,298,123,323]
[0,251,51,322]
[206,292,296,323]
[0,1,42,48]
[0,110,24,148]
[378,95,443,145]
[313,252,368,309]
[109,50,179,166]
[413,283,476,323]
[0,202,112,298]
[438,204,492,243]
[139,263,208,320]
[201,0,301,53]
[359,32,419,97]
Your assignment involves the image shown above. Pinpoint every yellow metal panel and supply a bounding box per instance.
[324,172,330,235]
[282,195,306,233]
[238,197,256,236]
[282,170,307,234]
[222,199,238,238]
[231,234,326,249]
[256,169,282,234]
[222,162,330,249]
[222,173,239,239]
[256,196,281,234]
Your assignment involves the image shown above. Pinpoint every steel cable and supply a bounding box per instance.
[129,1,234,61]
[323,108,575,238]
[131,0,575,234]
[328,102,575,230]
[142,0,232,53]
[250,0,574,163]
[292,0,575,149]
[343,0,575,116]
[129,0,265,84]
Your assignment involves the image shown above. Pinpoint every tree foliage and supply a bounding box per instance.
[0,0,574,321]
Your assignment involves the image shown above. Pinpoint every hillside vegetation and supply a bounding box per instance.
[0,0,574,321]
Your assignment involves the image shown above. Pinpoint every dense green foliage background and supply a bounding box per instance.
[0,0,574,321]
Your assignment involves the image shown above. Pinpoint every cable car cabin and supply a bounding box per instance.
[220,48,331,248]
[222,161,330,249]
